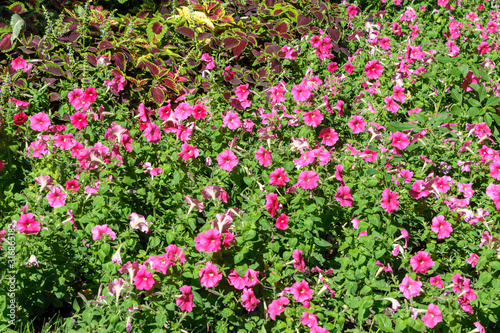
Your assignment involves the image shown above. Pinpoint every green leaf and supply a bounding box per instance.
[435,55,455,63]
[490,261,500,271]
[486,96,500,107]
[374,314,394,332]
[459,63,469,77]
[314,238,332,247]
[10,13,24,43]
[450,88,462,104]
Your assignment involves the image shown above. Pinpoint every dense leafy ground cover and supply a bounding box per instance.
[1,0,500,332]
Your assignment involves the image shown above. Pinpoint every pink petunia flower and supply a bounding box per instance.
[269,168,289,187]
[399,275,422,299]
[265,193,281,217]
[71,111,88,129]
[275,213,289,230]
[291,83,312,102]
[194,229,221,253]
[91,224,117,241]
[390,131,410,150]
[176,285,194,312]
[268,296,289,320]
[228,269,247,290]
[199,261,223,287]
[241,287,260,312]
[293,249,305,272]
[296,170,319,189]
[290,280,313,303]
[217,150,239,171]
[301,312,318,328]
[430,275,444,288]
[335,186,353,207]
[466,253,479,268]
[17,213,41,234]
[431,215,453,239]
[318,128,339,146]
[128,213,152,233]
[348,116,366,134]
[380,188,399,213]
[255,146,272,167]
[410,251,434,273]
[178,143,199,162]
[30,112,51,132]
[46,187,68,208]
[12,57,28,71]
[303,109,323,127]
[364,60,384,79]
[133,268,156,290]
[422,304,442,328]
[223,111,242,130]
[384,96,399,113]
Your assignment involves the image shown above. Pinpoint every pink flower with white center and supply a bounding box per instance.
[178,143,199,162]
[29,142,49,158]
[128,213,152,233]
[255,146,272,167]
[384,96,399,113]
[17,213,41,235]
[194,229,221,253]
[399,275,422,299]
[297,170,319,189]
[83,87,97,104]
[293,249,305,272]
[191,103,207,119]
[46,187,68,208]
[53,134,75,150]
[227,269,247,290]
[379,37,391,50]
[241,287,260,312]
[30,112,51,132]
[201,53,215,70]
[303,109,323,127]
[318,128,339,146]
[294,151,315,167]
[269,168,289,188]
[268,297,289,320]
[410,251,434,273]
[265,193,281,217]
[223,111,241,130]
[275,213,289,230]
[364,60,383,79]
[335,186,353,207]
[244,268,260,287]
[490,161,500,180]
[392,86,406,103]
[380,188,399,214]
[336,100,345,116]
[466,253,479,268]
[12,57,27,70]
[301,312,318,328]
[217,150,238,171]
[430,275,444,288]
[145,254,172,274]
[174,102,193,121]
[199,261,223,287]
[235,84,250,102]
[70,111,88,129]
[176,285,194,312]
[390,131,409,150]
[431,215,453,239]
[291,83,312,102]
[422,304,442,328]
[290,280,313,303]
[434,176,454,193]
[91,224,117,241]
[348,116,366,134]
[65,179,80,193]
[133,268,156,290]
[311,326,329,333]
[144,123,161,143]
[344,62,355,75]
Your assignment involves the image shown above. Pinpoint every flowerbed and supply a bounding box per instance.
[1,0,500,332]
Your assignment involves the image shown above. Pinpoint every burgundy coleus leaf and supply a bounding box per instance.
[137,60,160,77]
[272,9,283,16]
[57,30,81,43]
[49,93,60,101]
[111,52,126,71]
[327,27,341,42]
[265,44,281,56]
[87,54,97,66]
[8,3,25,13]
[14,79,27,89]
[275,22,288,34]
[232,40,247,57]
[162,77,178,93]
[151,86,166,105]
[98,40,114,53]
[152,22,163,34]
[313,11,324,21]
[198,32,213,40]
[0,33,14,51]
[43,63,65,76]
[223,37,239,50]
[297,15,312,27]
[175,27,195,39]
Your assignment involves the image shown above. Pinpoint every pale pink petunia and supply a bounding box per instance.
[91,224,117,241]
[217,150,239,171]
[30,112,51,132]
[128,213,152,233]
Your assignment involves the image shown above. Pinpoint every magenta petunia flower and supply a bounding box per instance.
[12,57,28,70]
[422,304,442,328]
[318,128,339,146]
[430,275,444,288]
[301,312,318,328]
[389,131,409,150]
[380,188,399,214]
[364,60,384,79]
[17,213,41,235]
[269,168,289,188]
[241,287,260,312]
[399,274,422,299]
[268,296,289,320]
[335,186,353,207]
[297,170,319,189]
[255,146,272,167]
[410,251,434,273]
[348,116,366,134]
[291,83,312,102]
[46,187,68,208]
[30,112,51,132]
[178,143,199,162]
[133,268,156,290]
[176,285,194,312]
[217,150,239,172]
[384,96,399,113]
[290,280,313,303]
[223,111,242,130]
[228,269,247,290]
[199,261,223,287]
[431,215,453,239]
[194,229,221,253]
[70,111,88,130]
[293,249,305,272]
[466,253,479,268]
[265,193,281,217]
[303,109,323,127]
[275,213,289,230]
